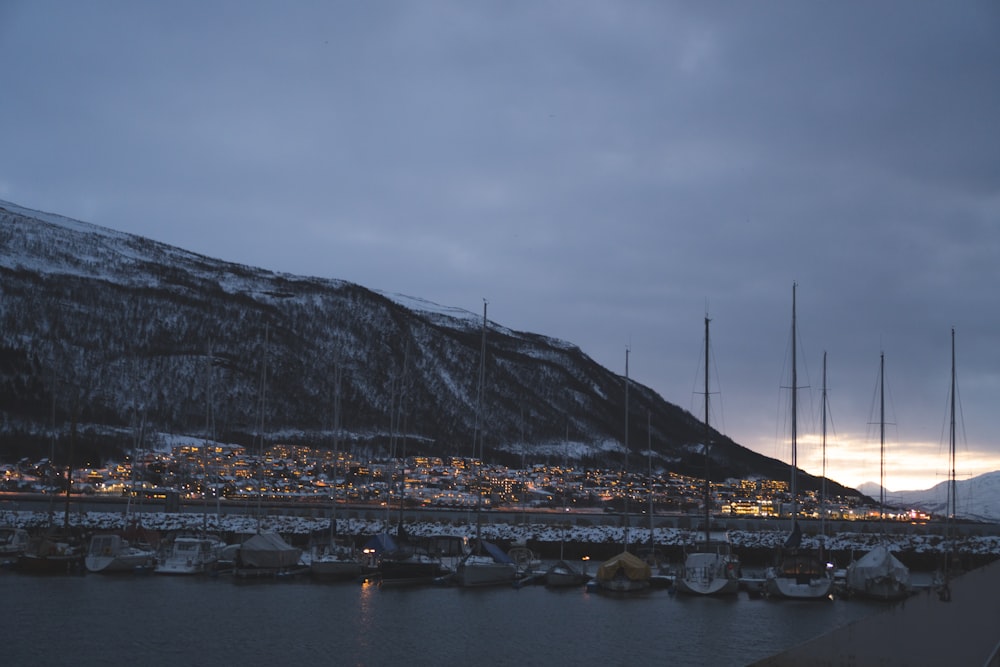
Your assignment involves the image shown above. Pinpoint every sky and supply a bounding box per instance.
[2,1,998,492]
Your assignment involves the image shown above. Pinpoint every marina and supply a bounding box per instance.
[3,499,998,666]
[0,550,976,667]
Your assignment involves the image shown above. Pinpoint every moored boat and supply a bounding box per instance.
[155,533,225,575]
[845,544,911,601]
[764,285,833,601]
[454,540,517,587]
[308,540,363,580]
[0,526,30,561]
[545,558,589,588]
[17,532,85,575]
[674,316,740,597]
[85,533,156,574]
[232,530,305,578]
[844,352,911,600]
[595,550,651,593]
[674,532,740,596]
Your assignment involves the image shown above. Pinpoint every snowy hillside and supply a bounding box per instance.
[861,471,1000,522]
[0,199,853,493]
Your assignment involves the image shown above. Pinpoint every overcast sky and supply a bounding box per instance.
[2,1,998,491]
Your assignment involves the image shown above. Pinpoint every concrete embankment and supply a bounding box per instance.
[751,560,1000,666]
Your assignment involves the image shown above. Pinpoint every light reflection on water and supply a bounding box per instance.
[3,570,895,667]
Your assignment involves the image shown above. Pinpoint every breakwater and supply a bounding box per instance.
[4,500,999,570]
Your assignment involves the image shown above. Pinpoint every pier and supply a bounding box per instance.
[751,559,1000,666]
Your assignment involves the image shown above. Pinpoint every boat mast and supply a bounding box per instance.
[331,360,342,540]
[473,300,488,547]
[820,351,828,543]
[648,410,654,545]
[255,324,269,532]
[790,283,798,529]
[703,315,711,544]
[624,347,630,549]
[948,327,957,547]
[203,341,213,538]
[879,352,886,531]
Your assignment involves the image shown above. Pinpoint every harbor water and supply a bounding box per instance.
[2,568,902,667]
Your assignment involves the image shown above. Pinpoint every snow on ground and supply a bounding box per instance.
[3,509,999,556]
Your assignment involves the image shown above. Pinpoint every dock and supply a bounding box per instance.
[751,560,1000,666]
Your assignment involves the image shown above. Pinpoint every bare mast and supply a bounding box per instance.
[790,283,798,529]
[879,351,886,529]
[624,347,630,548]
[949,327,957,526]
[820,351,828,543]
[473,300,487,547]
[703,315,711,544]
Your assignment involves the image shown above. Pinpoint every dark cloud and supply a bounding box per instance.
[2,0,997,489]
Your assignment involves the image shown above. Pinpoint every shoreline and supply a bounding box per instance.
[4,505,999,570]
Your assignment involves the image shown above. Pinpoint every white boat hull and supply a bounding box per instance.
[765,569,833,600]
[155,537,223,575]
[674,552,740,596]
[455,556,516,587]
[845,544,911,601]
[675,573,740,596]
[85,535,155,574]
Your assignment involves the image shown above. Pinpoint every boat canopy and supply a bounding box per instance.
[846,544,909,589]
[480,540,514,564]
[596,551,651,582]
[238,532,301,568]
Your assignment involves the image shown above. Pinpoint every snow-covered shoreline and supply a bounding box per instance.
[6,509,1000,559]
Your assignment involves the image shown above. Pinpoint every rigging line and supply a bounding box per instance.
[707,333,726,436]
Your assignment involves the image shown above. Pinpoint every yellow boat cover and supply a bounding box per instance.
[596,550,651,581]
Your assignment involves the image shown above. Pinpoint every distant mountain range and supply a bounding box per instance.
[0,199,859,494]
[858,471,1000,522]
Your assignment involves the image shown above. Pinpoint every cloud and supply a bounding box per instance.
[2,1,998,490]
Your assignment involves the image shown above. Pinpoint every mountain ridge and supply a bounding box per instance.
[860,471,1000,522]
[0,199,854,495]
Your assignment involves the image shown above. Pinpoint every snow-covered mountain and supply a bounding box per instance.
[0,199,856,493]
[859,472,1000,522]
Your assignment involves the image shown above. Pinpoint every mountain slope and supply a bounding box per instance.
[0,199,853,493]
[865,471,1000,523]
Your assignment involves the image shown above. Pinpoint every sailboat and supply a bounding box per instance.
[674,315,740,596]
[455,301,518,588]
[845,352,911,600]
[546,423,590,588]
[86,412,157,574]
[232,326,303,579]
[935,327,961,602]
[309,362,363,581]
[157,344,226,576]
[764,284,833,600]
[595,348,651,593]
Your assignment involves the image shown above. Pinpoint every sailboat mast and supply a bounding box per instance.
[203,341,213,538]
[879,352,886,526]
[704,315,711,543]
[949,328,957,524]
[648,410,654,543]
[255,324,269,532]
[790,283,798,526]
[474,301,487,545]
[820,351,827,539]
[331,360,342,540]
[624,347,630,474]
[624,347,630,548]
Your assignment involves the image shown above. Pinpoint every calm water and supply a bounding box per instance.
[3,569,895,667]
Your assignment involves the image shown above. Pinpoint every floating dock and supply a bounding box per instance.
[751,560,1000,666]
